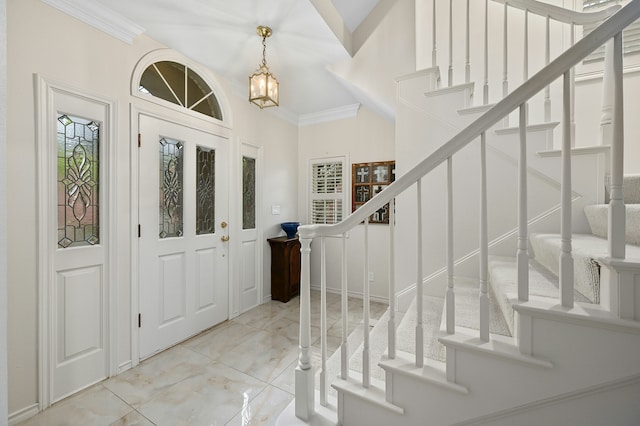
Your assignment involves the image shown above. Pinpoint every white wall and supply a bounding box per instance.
[1,0,8,423]
[298,107,395,300]
[328,0,416,120]
[574,68,640,175]
[7,0,297,418]
[295,0,415,302]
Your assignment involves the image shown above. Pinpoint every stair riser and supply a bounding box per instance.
[605,175,640,204]
[337,308,640,425]
[584,205,640,245]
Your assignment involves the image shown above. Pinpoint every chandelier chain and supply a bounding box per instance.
[262,36,268,67]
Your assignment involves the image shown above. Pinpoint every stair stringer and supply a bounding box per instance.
[337,302,640,426]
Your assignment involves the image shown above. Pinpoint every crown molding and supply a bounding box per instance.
[41,0,144,44]
[298,103,361,127]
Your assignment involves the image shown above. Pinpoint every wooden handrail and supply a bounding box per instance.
[298,0,640,241]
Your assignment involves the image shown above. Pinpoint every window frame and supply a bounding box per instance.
[308,156,348,225]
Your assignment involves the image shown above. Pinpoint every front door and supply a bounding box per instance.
[138,115,229,358]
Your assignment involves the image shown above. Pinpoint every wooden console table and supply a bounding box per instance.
[267,236,301,303]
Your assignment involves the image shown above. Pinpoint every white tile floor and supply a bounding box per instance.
[19,291,388,426]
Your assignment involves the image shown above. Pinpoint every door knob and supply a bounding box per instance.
[221,235,230,242]
[221,221,228,229]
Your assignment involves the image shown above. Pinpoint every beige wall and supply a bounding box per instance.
[6,0,298,417]
[298,107,395,300]
[1,0,8,422]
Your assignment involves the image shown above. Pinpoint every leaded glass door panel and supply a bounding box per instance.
[139,115,229,358]
[50,90,111,404]
[239,144,261,312]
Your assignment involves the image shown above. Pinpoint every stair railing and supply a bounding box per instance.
[294,1,640,421]
[431,0,619,132]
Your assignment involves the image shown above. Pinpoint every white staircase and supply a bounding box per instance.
[282,1,640,425]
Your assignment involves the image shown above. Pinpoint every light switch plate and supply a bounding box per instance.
[271,205,281,215]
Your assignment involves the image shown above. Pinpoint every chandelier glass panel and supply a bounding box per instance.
[249,26,279,109]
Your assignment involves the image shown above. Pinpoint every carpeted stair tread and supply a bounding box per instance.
[395,294,447,362]
[487,256,589,335]
[605,174,640,204]
[584,204,640,245]
[348,309,393,382]
[530,233,640,304]
[439,276,511,338]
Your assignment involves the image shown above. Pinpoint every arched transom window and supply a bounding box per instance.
[138,61,223,120]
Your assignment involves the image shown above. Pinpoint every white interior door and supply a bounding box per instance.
[239,144,262,312]
[47,89,112,403]
[138,115,229,358]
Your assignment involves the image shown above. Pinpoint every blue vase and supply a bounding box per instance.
[281,222,300,239]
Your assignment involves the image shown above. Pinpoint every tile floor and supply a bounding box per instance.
[19,290,388,426]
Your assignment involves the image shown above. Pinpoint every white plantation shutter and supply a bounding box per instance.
[310,158,346,224]
[583,0,640,62]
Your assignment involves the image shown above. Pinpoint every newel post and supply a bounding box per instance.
[295,236,314,420]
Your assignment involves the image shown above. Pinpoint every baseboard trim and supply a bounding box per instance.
[9,403,39,426]
[118,361,132,374]
[310,284,389,305]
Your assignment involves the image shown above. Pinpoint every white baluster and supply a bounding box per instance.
[416,179,424,367]
[449,0,454,87]
[480,133,489,342]
[524,10,529,83]
[388,198,396,358]
[483,0,489,104]
[295,237,314,420]
[599,39,614,146]
[446,157,455,334]
[570,23,576,147]
[320,237,328,405]
[517,104,530,302]
[544,15,551,125]
[432,0,438,67]
[465,0,471,83]
[609,32,626,259]
[341,233,349,379]
[560,71,574,309]
[523,9,529,124]
[363,218,371,388]
[503,2,509,126]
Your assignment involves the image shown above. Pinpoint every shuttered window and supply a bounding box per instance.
[583,0,640,62]
[310,158,346,225]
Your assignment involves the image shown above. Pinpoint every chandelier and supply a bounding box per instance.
[249,25,279,109]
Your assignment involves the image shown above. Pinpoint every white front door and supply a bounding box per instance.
[138,115,229,358]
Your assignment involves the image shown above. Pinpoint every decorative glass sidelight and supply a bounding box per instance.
[57,114,100,249]
[196,146,215,235]
[242,156,256,230]
[159,137,184,238]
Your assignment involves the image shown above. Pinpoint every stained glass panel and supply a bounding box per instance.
[159,137,184,238]
[57,114,100,248]
[242,156,256,230]
[196,146,215,235]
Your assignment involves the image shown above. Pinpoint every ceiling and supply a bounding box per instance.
[48,0,384,124]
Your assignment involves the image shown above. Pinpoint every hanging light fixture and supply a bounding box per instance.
[249,25,279,109]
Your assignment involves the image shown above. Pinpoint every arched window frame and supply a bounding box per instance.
[131,49,232,128]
